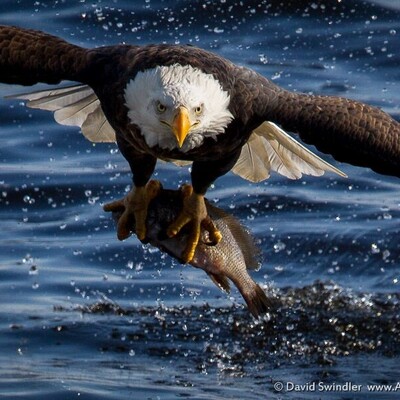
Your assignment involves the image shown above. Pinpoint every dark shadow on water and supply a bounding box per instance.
[55,281,400,370]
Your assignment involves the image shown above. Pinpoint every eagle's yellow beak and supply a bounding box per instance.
[172,106,191,148]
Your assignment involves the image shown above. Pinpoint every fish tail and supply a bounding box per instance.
[242,282,276,319]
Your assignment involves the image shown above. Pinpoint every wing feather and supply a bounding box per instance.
[232,121,346,182]
[7,85,116,143]
[231,133,272,181]
[81,105,116,143]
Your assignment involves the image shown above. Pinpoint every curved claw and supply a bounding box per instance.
[201,216,223,246]
[103,180,162,241]
[167,184,222,263]
[103,198,125,213]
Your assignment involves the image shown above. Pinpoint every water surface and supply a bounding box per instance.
[0,1,399,399]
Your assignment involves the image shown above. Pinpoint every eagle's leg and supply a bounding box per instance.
[103,180,161,240]
[167,152,241,263]
[167,184,222,262]
[103,150,158,241]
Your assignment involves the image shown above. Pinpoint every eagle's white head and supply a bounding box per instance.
[124,64,233,152]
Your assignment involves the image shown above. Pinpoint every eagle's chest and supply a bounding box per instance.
[122,123,245,163]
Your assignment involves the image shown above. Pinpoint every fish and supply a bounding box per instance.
[109,183,275,318]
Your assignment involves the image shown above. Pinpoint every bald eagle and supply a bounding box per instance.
[1,26,399,262]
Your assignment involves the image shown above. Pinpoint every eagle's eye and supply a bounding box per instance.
[194,104,203,115]
[156,101,167,114]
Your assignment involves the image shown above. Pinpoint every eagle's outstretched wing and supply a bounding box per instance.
[0,25,90,85]
[232,121,346,182]
[0,26,117,142]
[7,85,116,143]
[2,25,399,181]
[258,84,400,179]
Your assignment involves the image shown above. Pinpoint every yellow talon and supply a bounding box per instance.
[167,184,222,263]
[104,180,222,262]
[202,216,223,246]
[103,179,162,241]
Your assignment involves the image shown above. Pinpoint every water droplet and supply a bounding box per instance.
[371,243,380,254]
[136,262,144,272]
[286,324,295,331]
[29,265,38,275]
[88,196,99,205]
[104,161,115,170]
[213,27,224,33]
[382,250,390,260]
[24,195,35,204]
[273,241,286,252]
[271,72,281,80]
[22,254,33,264]
[259,54,268,64]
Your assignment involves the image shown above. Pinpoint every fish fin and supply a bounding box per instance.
[231,121,347,182]
[8,84,116,143]
[223,216,260,270]
[205,201,260,270]
[241,283,276,319]
[207,273,231,293]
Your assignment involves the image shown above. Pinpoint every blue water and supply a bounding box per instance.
[0,1,399,399]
